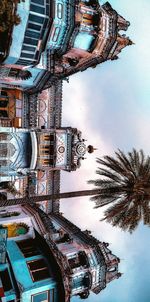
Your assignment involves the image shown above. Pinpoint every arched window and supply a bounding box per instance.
[0,159,11,166]
[0,143,8,157]
[0,142,16,157]
[9,143,16,157]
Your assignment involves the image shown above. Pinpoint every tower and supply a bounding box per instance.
[0,83,95,215]
[0,203,121,301]
[0,1,132,92]
[0,126,94,182]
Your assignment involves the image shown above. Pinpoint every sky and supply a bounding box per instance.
[60,1,150,301]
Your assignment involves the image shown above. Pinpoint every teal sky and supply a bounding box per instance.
[61,0,150,301]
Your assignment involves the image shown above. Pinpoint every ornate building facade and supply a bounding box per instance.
[0,1,131,300]
[0,82,94,213]
[0,204,121,302]
[0,82,63,213]
[0,126,92,178]
[0,1,132,92]
[0,82,121,300]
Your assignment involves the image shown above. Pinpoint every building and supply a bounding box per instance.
[0,205,65,302]
[0,1,132,92]
[0,83,62,212]
[0,82,94,214]
[0,126,94,180]
[0,82,94,182]
[0,88,23,128]
[0,203,121,302]
[0,80,62,128]
[0,2,130,299]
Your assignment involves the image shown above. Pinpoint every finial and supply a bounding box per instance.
[117,273,122,278]
[127,38,135,46]
[87,145,97,153]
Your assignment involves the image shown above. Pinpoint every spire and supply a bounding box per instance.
[111,35,134,60]
[117,14,130,31]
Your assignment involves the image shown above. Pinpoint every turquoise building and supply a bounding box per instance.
[0,1,132,92]
[0,239,64,302]
[0,206,65,302]
[0,204,121,302]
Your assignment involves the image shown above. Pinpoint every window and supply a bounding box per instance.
[24,37,38,46]
[15,100,22,117]
[27,258,50,282]
[30,4,45,14]
[22,45,36,52]
[32,291,49,302]
[0,91,8,96]
[68,252,89,269]
[50,134,54,142]
[29,14,44,24]
[44,150,49,155]
[49,145,54,155]
[69,256,80,269]
[52,27,60,42]
[0,100,8,107]
[0,143,16,157]
[31,0,44,5]
[26,30,41,39]
[49,158,53,166]
[28,23,41,31]
[21,52,34,59]
[109,267,116,272]
[15,109,22,117]
[57,3,63,19]
[17,239,40,258]
[72,274,84,290]
[16,100,22,108]
[0,143,8,157]
[0,110,8,117]
[17,59,31,65]
[31,289,55,302]
[0,269,13,292]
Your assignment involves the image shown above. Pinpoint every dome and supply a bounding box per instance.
[87,145,95,153]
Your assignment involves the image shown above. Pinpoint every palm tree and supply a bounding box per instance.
[89,149,150,232]
[0,188,100,206]
[1,149,150,232]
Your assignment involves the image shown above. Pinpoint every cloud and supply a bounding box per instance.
[61,1,150,301]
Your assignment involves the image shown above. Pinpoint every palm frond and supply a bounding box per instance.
[92,149,150,232]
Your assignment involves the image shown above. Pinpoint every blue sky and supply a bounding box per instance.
[61,0,150,301]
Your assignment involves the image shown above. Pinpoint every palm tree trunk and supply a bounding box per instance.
[0,189,100,207]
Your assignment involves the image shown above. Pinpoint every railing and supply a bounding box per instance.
[16,0,51,66]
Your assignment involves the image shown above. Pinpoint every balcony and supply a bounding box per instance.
[3,0,51,67]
